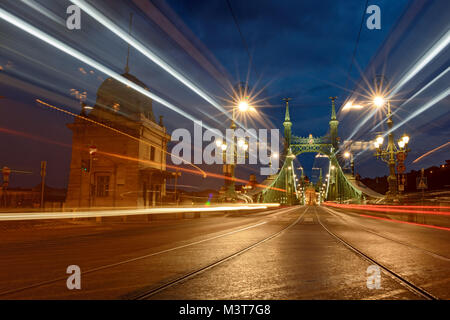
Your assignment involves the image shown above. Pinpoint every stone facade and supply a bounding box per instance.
[65,73,171,209]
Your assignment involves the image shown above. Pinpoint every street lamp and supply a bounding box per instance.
[88,145,97,207]
[372,95,411,200]
[220,95,255,201]
[343,151,355,177]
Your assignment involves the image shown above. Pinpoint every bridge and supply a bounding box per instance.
[259,97,365,205]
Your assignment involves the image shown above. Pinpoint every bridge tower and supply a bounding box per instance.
[283,98,292,153]
[329,97,339,150]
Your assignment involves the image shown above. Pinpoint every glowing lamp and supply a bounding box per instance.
[402,135,410,144]
[376,136,384,145]
[238,100,249,112]
[373,96,385,107]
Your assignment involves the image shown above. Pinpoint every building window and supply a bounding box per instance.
[96,176,110,197]
[150,146,156,161]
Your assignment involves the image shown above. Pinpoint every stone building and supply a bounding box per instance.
[65,70,172,209]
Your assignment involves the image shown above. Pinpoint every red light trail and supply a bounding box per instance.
[323,202,450,216]
[359,214,450,232]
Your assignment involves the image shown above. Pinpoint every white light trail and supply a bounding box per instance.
[370,66,450,132]
[0,204,280,221]
[70,0,228,115]
[384,88,450,136]
[0,8,213,130]
[389,29,450,98]
[346,29,450,141]
[20,0,65,26]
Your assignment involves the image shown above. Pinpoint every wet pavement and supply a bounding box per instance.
[0,205,448,299]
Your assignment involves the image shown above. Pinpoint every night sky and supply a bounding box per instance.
[0,0,448,191]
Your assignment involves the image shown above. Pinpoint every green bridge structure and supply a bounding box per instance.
[259,97,364,205]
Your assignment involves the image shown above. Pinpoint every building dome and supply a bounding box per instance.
[93,72,155,122]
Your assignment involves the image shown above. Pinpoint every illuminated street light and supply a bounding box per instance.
[402,134,410,144]
[343,151,350,158]
[221,144,227,151]
[238,100,249,112]
[373,96,385,107]
[372,83,412,200]
[376,135,384,145]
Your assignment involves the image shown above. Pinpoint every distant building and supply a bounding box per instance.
[65,69,172,208]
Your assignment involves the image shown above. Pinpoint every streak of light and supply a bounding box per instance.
[0,7,270,154]
[71,0,269,148]
[98,149,288,193]
[412,141,450,164]
[359,214,450,232]
[0,123,286,194]
[345,29,450,142]
[36,99,206,177]
[70,0,227,115]
[0,126,72,148]
[388,29,450,98]
[384,87,450,136]
[0,204,280,221]
[20,0,65,26]
[323,202,450,216]
[342,101,364,111]
[0,8,214,132]
[370,67,450,132]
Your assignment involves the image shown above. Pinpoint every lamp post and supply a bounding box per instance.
[372,96,411,200]
[343,151,354,177]
[88,145,97,208]
[217,97,255,202]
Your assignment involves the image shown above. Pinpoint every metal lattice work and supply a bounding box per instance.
[259,98,364,205]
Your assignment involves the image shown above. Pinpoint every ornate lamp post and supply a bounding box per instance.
[216,96,255,202]
[343,151,354,177]
[372,96,411,200]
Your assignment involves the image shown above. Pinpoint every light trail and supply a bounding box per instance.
[384,87,450,136]
[0,6,270,154]
[388,29,450,98]
[0,204,280,221]
[413,141,450,164]
[36,99,206,177]
[69,0,262,146]
[360,204,450,210]
[97,149,289,193]
[0,8,216,132]
[70,0,227,115]
[0,122,288,194]
[359,214,450,232]
[345,29,450,142]
[370,67,450,133]
[20,0,65,26]
[324,202,450,216]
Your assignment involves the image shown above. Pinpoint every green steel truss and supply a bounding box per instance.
[260,98,363,204]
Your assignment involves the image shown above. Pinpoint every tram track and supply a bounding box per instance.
[130,207,308,300]
[0,206,301,298]
[313,206,439,300]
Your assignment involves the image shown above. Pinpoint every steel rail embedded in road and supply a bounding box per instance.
[131,206,307,300]
[322,206,450,262]
[314,207,438,300]
[0,206,295,298]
